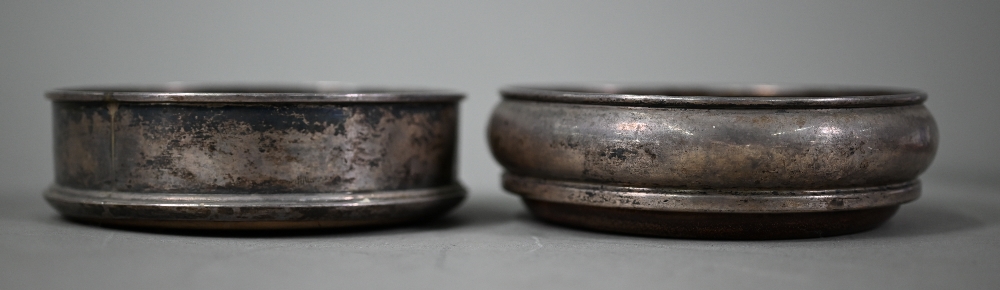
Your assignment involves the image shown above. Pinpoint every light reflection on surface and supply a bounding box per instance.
[772,126,815,136]
[769,125,844,139]
[615,122,648,131]
[818,126,843,136]
[659,123,694,136]
[608,120,695,143]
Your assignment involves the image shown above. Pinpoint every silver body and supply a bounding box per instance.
[489,84,937,239]
[46,84,465,230]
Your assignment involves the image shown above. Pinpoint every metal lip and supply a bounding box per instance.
[44,183,467,230]
[47,82,465,103]
[503,173,920,214]
[44,183,467,209]
[501,83,926,108]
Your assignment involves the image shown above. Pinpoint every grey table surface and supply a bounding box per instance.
[1,175,997,290]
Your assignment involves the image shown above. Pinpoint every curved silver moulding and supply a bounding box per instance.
[504,173,920,213]
[45,184,465,230]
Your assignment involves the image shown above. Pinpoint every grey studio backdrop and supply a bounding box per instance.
[1,1,998,289]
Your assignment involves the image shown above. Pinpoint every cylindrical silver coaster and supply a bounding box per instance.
[489,84,937,239]
[46,84,465,230]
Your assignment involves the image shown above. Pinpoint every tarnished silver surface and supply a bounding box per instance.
[489,84,938,239]
[47,84,465,230]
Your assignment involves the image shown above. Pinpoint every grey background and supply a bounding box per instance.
[2,1,999,289]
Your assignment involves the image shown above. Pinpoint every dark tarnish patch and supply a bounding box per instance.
[324,175,357,187]
[126,103,350,133]
[52,102,115,190]
[333,123,347,136]
[605,148,638,161]
[362,107,385,128]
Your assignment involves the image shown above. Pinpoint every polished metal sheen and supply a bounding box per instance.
[46,84,465,230]
[489,84,937,239]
